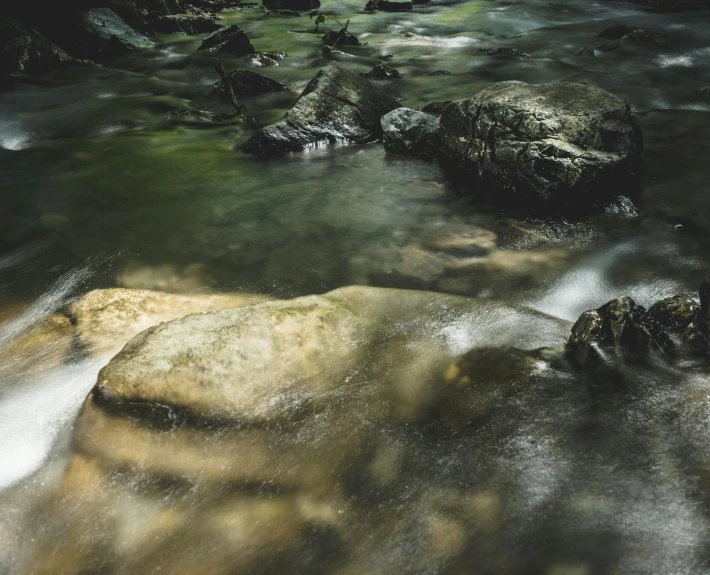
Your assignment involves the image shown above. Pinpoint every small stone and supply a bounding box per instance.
[577,46,595,56]
[486,47,531,58]
[362,62,402,80]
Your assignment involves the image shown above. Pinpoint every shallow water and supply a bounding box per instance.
[1,0,710,573]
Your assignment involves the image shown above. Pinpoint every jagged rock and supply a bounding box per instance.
[577,46,595,56]
[0,17,70,75]
[486,47,530,59]
[244,63,399,155]
[213,68,287,97]
[599,25,639,39]
[648,293,699,340]
[239,52,280,66]
[67,288,272,355]
[154,14,220,34]
[437,81,644,208]
[322,28,361,47]
[77,8,154,58]
[381,107,441,155]
[262,51,287,59]
[197,24,255,56]
[421,101,451,114]
[566,296,676,366]
[700,280,710,355]
[263,0,321,9]
[364,0,413,11]
[363,62,402,80]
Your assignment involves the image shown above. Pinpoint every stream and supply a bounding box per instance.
[1,0,710,573]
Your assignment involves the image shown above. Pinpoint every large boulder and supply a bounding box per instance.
[23,286,569,574]
[244,63,400,155]
[648,293,700,347]
[438,81,644,209]
[74,8,154,58]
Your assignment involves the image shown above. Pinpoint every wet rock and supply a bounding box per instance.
[577,46,595,56]
[486,47,530,59]
[77,8,154,58]
[263,0,321,9]
[598,25,639,40]
[0,313,74,372]
[621,28,657,43]
[0,17,70,75]
[429,69,451,75]
[363,62,402,80]
[699,280,710,355]
[197,24,255,56]
[421,101,451,114]
[67,288,272,355]
[213,68,287,97]
[262,51,287,59]
[364,0,413,11]
[167,109,239,127]
[244,63,399,155]
[239,52,280,66]
[381,107,441,155]
[566,296,676,366]
[648,293,699,338]
[437,81,644,208]
[322,28,361,47]
[154,14,220,35]
[421,222,497,257]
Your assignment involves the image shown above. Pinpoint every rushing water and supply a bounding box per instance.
[1,0,710,573]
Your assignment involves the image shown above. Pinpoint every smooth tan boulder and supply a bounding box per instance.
[67,288,272,355]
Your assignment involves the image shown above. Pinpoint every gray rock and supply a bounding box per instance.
[244,63,399,155]
[197,24,255,56]
[381,107,441,155]
[421,101,451,114]
[567,296,675,366]
[437,81,644,207]
[78,8,154,57]
[0,17,70,75]
[213,68,287,97]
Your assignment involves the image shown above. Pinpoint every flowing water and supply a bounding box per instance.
[1,0,710,573]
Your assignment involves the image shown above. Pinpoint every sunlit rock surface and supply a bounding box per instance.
[438,81,644,208]
[67,288,272,355]
[23,286,570,574]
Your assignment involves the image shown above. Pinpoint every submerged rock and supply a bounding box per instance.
[154,14,220,35]
[244,63,399,155]
[197,24,255,56]
[486,47,531,59]
[566,296,675,366]
[213,68,287,97]
[363,62,402,80]
[77,8,154,57]
[437,81,644,208]
[598,25,639,40]
[381,107,441,155]
[322,28,361,47]
[263,0,321,9]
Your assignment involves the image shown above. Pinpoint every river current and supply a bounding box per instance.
[1,0,710,573]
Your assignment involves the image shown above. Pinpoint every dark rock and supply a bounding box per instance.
[364,0,413,11]
[77,8,154,57]
[599,25,639,39]
[362,62,402,80]
[625,0,709,10]
[567,296,676,366]
[699,280,710,355]
[381,107,441,155]
[323,29,361,47]
[604,195,639,218]
[648,293,700,345]
[197,24,255,56]
[621,28,657,43]
[421,101,451,114]
[244,62,399,155]
[239,53,280,66]
[262,51,287,59]
[437,81,644,208]
[429,69,451,75]
[167,109,238,127]
[0,18,70,75]
[263,0,321,9]
[486,47,530,59]
[577,46,595,56]
[154,14,220,35]
[266,9,302,16]
[213,68,287,97]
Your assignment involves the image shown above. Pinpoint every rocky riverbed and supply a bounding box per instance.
[2,0,710,573]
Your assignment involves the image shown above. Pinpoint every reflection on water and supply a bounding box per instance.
[1,0,710,572]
